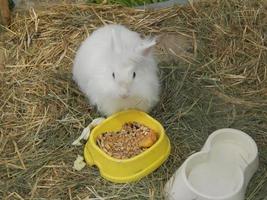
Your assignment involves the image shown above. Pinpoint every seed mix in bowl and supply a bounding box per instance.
[96,122,158,159]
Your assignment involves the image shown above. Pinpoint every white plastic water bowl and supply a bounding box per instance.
[165,128,259,200]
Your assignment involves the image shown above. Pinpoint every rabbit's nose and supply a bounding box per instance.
[119,87,130,99]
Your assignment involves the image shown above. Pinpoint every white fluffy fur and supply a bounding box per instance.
[72,24,160,116]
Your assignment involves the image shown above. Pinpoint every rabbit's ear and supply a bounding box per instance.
[111,29,121,53]
[137,38,157,56]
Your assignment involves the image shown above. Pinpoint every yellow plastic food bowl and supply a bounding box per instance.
[84,109,171,183]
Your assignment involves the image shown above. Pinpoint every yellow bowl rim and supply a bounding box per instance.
[89,109,166,162]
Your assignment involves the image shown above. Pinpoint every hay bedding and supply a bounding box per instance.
[1,0,267,199]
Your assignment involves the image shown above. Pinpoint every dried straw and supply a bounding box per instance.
[0,0,266,199]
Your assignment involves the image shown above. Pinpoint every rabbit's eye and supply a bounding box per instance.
[112,72,115,79]
[133,72,136,79]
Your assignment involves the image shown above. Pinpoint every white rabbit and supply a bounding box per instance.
[72,24,160,116]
